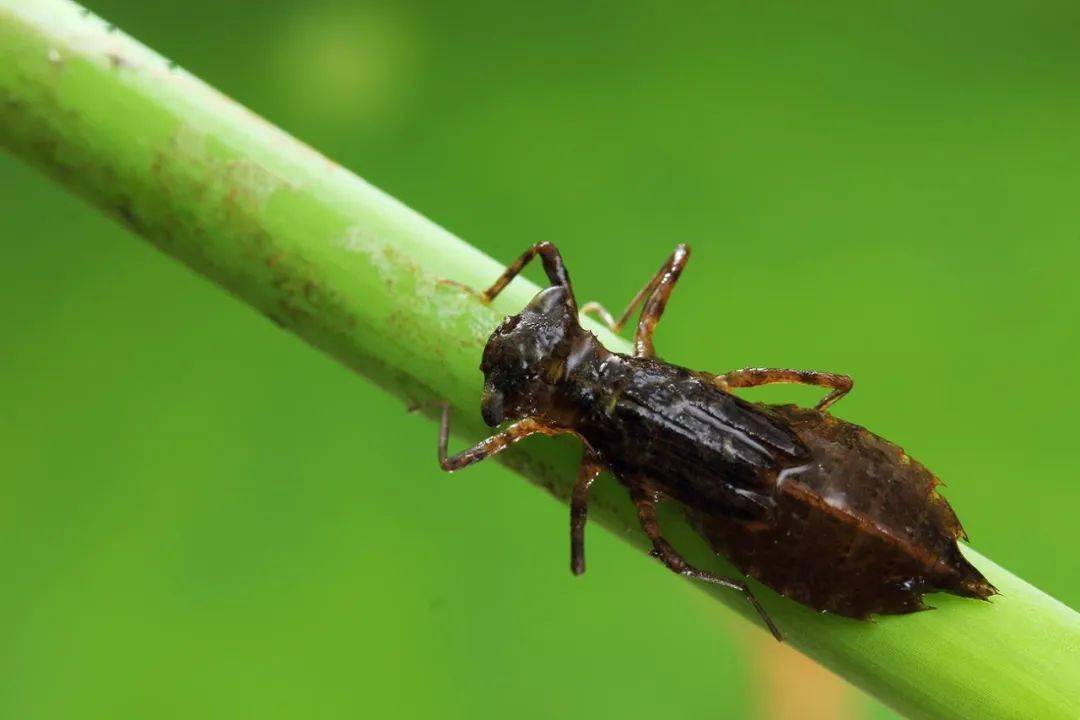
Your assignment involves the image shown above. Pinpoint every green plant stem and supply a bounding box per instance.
[1,2,1077,717]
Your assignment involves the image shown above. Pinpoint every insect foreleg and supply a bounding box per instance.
[580,274,655,334]
[630,485,783,641]
[631,244,690,358]
[570,452,604,576]
[712,368,853,412]
[437,405,549,471]
[480,242,575,305]
[580,245,689,337]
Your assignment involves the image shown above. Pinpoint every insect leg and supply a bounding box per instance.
[580,275,656,334]
[570,452,604,576]
[580,245,690,344]
[438,405,549,471]
[480,242,575,304]
[632,244,690,357]
[712,368,853,411]
[631,486,783,641]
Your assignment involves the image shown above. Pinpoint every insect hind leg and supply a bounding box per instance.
[631,486,783,641]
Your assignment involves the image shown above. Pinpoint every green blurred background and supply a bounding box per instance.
[2,1,1078,718]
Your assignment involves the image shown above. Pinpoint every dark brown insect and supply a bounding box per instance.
[437,242,995,639]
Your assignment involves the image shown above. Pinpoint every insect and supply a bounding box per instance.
[437,242,995,639]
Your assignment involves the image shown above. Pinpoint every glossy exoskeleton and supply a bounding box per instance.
[437,242,995,639]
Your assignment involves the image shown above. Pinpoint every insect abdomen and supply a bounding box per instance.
[692,404,996,618]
